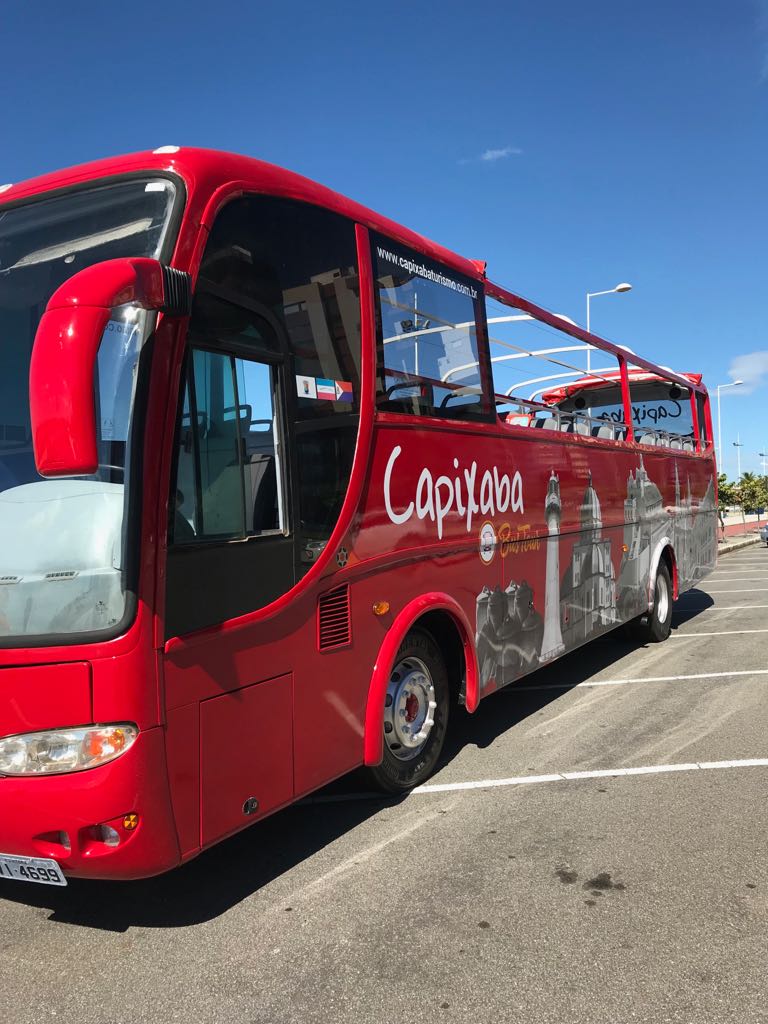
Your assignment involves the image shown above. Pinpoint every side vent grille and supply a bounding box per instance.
[0,575,20,586]
[318,585,351,651]
[161,266,193,316]
[45,571,78,582]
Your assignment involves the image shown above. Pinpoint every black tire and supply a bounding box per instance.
[628,560,673,644]
[367,628,450,794]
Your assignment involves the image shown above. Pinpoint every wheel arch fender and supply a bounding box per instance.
[363,592,480,767]
[647,538,678,608]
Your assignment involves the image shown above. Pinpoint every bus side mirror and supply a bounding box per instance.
[29,257,191,477]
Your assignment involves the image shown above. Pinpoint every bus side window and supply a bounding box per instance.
[170,350,283,544]
[696,393,709,449]
[371,234,489,420]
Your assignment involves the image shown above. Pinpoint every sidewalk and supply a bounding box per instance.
[722,519,766,538]
[718,531,765,555]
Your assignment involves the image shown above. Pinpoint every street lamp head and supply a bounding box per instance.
[614,282,632,293]
[733,379,744,386]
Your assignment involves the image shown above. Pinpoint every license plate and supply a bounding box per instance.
[0,853,67,886]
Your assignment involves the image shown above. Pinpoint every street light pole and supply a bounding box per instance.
[760,451,767,476]
[733,436,743,481]
[715,380,743,472]
[585,282,632,375]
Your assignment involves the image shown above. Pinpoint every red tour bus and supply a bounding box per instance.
[0,148,717,884]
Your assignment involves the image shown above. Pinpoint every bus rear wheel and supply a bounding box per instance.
[367,628,450,794]
[628,560,673,644]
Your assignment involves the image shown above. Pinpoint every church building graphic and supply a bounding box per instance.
[556,472,616,650]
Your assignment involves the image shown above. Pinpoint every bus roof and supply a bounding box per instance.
[0,146,705,395]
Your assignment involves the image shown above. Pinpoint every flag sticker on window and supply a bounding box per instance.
[296,375,353,403]
[295,375,317,399]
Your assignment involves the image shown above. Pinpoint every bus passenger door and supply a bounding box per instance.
[164,345,297,848]
[165,347,295,638]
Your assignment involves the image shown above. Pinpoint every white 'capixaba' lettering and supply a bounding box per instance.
[384,446,524,539]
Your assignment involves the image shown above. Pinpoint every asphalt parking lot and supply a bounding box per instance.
[2,545,768,1024]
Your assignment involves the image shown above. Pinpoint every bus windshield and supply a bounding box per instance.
[0,178,178,640]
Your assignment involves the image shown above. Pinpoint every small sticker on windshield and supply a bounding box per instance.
[296,375,317,399]
[296,375,354,403]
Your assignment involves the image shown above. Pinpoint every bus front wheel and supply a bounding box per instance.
[628,560,673,644]
[367,628,450,794]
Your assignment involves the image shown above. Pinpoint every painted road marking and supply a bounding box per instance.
[511,669,768,692]
[714,563,768,568]
[700,589,768,598]
[670,628,768,638]
[413,759,768,794]
[301,759,768,803]
[674,604,768,612]
[709,579,768,584]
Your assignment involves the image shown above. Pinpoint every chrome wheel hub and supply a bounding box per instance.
[656,573,670,624]
[383,656,437,761]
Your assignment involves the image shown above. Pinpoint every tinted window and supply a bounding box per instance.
[696,393,709,447]
[372,234,488,419]
[625,376,695,445]
[171,350,284,545]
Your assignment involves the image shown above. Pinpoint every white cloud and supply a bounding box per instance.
[480,145,522,162]
[460,145,522,165]
[726,351,768,394]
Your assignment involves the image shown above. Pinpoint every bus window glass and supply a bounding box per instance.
[191,197,361,564]
[171,350,282,544]
[0,177,177,639]
[372,234,488,419]
[696,393,709,448]
[625,364,696,450]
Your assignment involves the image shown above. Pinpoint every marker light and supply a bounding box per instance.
[372,601,390,616]
[0,724,138,776]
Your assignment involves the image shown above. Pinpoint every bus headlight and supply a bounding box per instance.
[0,724,138,776]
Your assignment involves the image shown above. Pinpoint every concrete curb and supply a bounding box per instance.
[718,537,764,555]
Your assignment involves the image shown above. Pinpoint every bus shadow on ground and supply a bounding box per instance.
[669,588,715,625]
[0,601,714,931]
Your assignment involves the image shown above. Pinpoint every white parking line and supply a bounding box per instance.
[706,578,768,582]
[703,588,768,593]
[674,604,768,612]
[670,628,768,638]
[512,669,768,692]
[715,563,768,567]
[413,759,768,794]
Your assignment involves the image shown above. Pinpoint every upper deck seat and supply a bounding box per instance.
[592,423,614,440]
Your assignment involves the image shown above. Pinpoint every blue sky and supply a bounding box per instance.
[3,0,766,478]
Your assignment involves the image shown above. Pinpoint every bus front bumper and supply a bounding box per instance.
[0,727,181,881]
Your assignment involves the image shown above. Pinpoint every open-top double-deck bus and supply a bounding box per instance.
[0,148,716,884]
